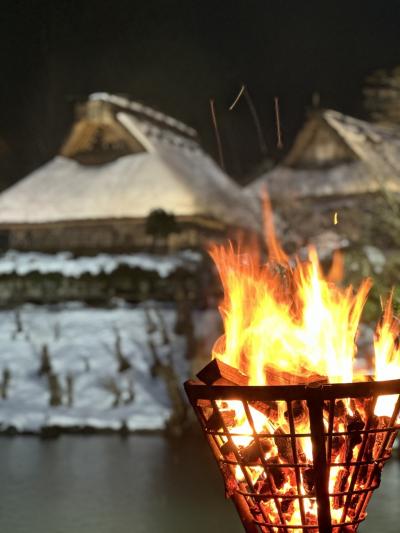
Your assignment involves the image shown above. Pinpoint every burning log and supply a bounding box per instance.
[345,410,365,462]
[197,358,249,386]
[241,438,273,463]
[372,416,391,459]
[220,440,235,457]
[360,415,379,483]
[265,456,287,489]
[206,408,236,431]
[334,399,348,418]
[265,364,327,386]
[274,427,294,463]
[249,400,279,423]
[331,435,345,459]
[333,468,350,509]
[284,400,308,428]
[281,488,296,514]
[302,467,315,495]
[221,463,239,498]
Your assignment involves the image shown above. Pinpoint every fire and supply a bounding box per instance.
[374,293,400,416]
[186,199,400,531]
[210,197,400,394]
[203,197,400,528]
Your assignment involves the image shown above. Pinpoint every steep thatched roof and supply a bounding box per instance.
[249,109,400,199]
[0,93,260,231]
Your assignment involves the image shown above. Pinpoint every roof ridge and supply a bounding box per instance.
[89,92,197,138]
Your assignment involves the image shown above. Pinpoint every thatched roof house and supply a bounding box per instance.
[248,110,400,248]
[0,93,259,252]
[249,109,400,200]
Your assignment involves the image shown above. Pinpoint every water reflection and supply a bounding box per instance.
[0,434,398,532]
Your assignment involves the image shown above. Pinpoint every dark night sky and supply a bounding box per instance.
[0,0,400,186]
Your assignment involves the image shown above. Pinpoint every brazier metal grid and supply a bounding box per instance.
[184,379,400,533]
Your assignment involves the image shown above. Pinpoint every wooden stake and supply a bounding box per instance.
[209,98,225,170]
[274,96,283,149]
[244,86,268,156]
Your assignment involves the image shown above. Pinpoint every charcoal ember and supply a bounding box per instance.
[331,435,345,458]
[274,427,293,462]
[266,456,287,489]
[207,408,236,431]
[255,479,271,502]
[349,494,359,514]
[345,410,365,462]
[281,489,296,514]
[284,400,307,425]
[333,468,349,509]
[250,400,279,423]
[241,438,273,463]
[360,415,379,482]
[305,512,318,525]
[373,416,391,459]
[334,399,347,418]
[302,467,315,495]
[353,396,369,414]
[221,464,238,498]
[220,440,235,457]
[372,461,383,488]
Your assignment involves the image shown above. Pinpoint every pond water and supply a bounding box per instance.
[0,434,398,533]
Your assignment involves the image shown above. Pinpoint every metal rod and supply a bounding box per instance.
[340,395,378,522]
[185,379,400,403]
[232,492,261,533]
[307,392,332,532]
[357,393,400,519]
[209,99,225,170]
[286,400,307,527]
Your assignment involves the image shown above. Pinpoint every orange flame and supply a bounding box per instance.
[374,292,400,416]
[210,197,400,391]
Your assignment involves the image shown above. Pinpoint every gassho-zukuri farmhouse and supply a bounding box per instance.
[0,93,259,253]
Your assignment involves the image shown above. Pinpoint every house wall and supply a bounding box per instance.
[3,218,229,254]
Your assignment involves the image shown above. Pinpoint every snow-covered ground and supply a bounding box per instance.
[0,250,201,278]
[0,302,204,433]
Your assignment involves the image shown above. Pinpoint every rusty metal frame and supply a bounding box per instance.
[184,378,400,533]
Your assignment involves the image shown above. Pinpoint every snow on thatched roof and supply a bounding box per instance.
[249,110,400,199]
[0,93,260,231]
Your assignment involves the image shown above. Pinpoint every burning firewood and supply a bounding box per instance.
[206,408,236,431]
[197,358,249,386]
[334,399,348,418]
[331,435,345,459]
[284,399,308,428]
[241,438,273,463]
[345,410,365,462]
[265,364,327,386]
[360,415,379,483]
[265,456,287,489]
[302,467,315,495]
[249,400,279,422]
[333,468,349,509]
[274,427,294,463]
[372,416,391,460]
[221,463,238,498]
[281,488,296,514]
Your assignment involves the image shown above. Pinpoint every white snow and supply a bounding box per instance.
[0,303,195,433]
[0,250,201,278]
